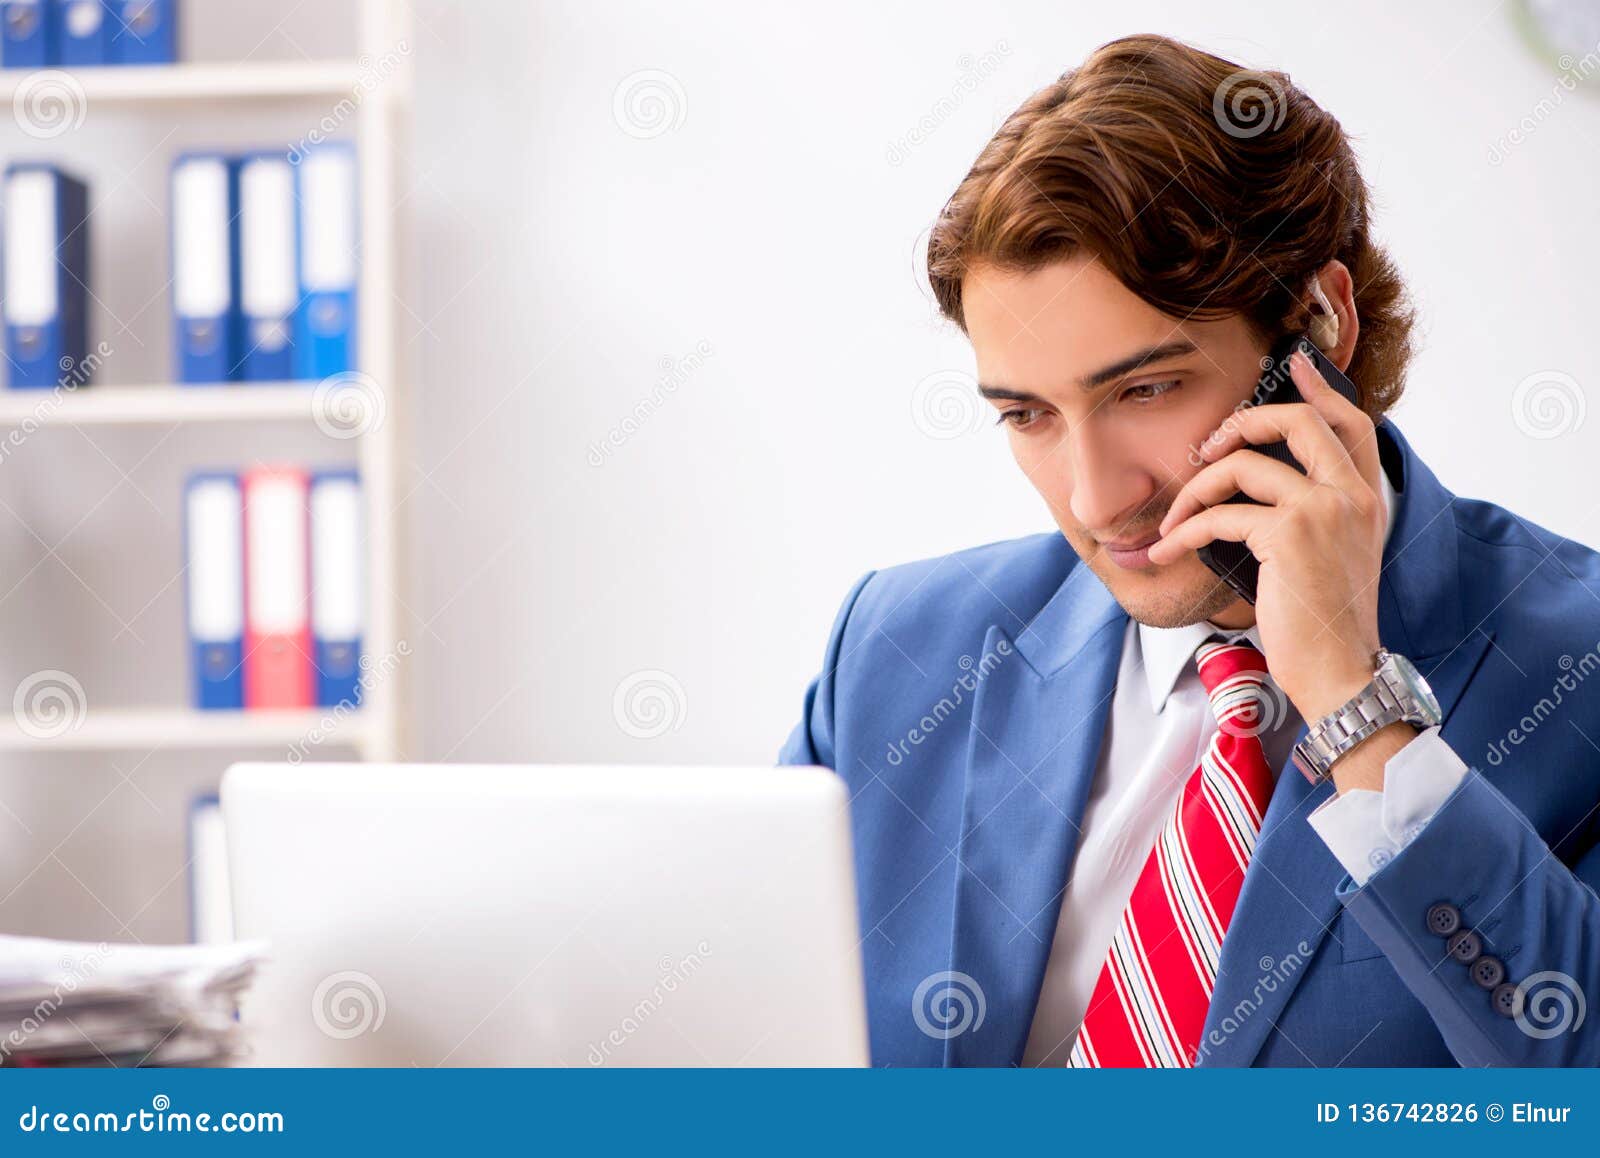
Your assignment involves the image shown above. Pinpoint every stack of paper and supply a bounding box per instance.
[0,935,266,1067]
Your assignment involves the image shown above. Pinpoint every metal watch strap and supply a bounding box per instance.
[1295,650,1422,783]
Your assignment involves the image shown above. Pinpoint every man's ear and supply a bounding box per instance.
[1312,259,1359,374]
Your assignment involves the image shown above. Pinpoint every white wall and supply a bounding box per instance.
[2,0,1596,942]
[407,0,1600,773]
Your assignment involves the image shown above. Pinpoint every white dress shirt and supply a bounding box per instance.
[1021,463,1468,1066]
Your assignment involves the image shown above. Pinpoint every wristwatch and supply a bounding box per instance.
[1291,648,1442,784]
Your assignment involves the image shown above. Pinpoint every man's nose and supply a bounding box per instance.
[1065,430,1159,537]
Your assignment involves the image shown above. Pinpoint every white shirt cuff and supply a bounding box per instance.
[1305,725,1468,886]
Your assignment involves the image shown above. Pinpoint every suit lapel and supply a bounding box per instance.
[945,565,1127,1066]
[1198,420,1495,1066]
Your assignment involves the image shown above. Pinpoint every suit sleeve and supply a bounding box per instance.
[1336,759,1600,1066]
[777,571,875,771]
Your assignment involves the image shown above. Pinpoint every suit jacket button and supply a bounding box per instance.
[1426,902,1461,937]
[1471,956,1506,990]
[1446,928,1482,963]
[1492,982,1520,1018]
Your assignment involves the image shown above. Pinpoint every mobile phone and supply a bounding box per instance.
[1194,333,1362,605]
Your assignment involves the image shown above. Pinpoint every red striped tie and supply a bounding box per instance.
[1068,638,1277,1067]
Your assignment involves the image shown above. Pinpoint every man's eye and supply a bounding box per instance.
[1122,380,1178,403]
[996,408,1043,429]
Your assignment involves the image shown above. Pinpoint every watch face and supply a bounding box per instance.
[1387,653,1442,719]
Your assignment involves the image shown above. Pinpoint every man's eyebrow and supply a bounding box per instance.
[976,385,1046,403]
[1080,340,1198,389]
[976,339,1201,402]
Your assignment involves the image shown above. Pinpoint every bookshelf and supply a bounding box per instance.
[0,0,411,762]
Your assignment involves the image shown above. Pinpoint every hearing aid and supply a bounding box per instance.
[1307,277,1340,351]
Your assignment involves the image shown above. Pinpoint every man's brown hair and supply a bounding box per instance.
[927,34,1414,416]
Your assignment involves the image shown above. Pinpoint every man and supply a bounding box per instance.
[780,34,1600,1067]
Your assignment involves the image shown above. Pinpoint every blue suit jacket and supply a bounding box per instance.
[780,420,1600,1066]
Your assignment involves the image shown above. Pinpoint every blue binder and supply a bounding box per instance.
[112,0,175,64]
[3,163,90,390]
[1,0,51,67]
[52,0,111,65]
[294,142,358,380]
[237,151,297,381]
[171,153,240,384]
[184,471,245,709]
[309,468,363,709]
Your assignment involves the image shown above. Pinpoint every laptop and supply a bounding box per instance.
[220,762,869,1066]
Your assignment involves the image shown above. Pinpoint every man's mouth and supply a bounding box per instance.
[1098,532,1162,571]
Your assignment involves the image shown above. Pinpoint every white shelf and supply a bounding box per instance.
[0,708,366,752]
[0,61,362,105]
[0,384,340,427]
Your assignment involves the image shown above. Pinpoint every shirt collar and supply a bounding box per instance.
[1136,461,1399,714]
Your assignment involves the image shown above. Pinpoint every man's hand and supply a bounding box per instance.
[1146,346,1386,729]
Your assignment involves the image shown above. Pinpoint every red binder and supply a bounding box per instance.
[242,467,313,709]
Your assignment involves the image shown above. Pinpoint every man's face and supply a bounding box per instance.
[963,254,1267,629]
